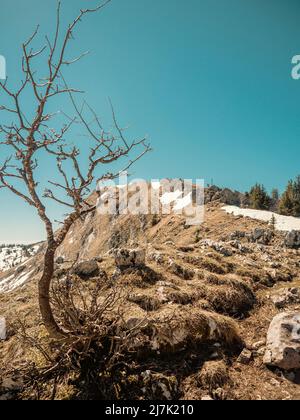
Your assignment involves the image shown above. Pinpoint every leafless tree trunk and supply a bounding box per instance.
[0,1,150,338]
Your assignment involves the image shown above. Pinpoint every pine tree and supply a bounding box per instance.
[279,181,300,216]
[249,184,271,210]
[269,214,276,231]
[270,188,280,212]
[271,189,279,202]
[292,176,300,216]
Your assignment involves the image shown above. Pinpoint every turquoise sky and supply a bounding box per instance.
[1,0,300,243]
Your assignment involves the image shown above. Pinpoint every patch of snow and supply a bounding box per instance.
[0,244,39,272]
[222,206,300,232]
[0,269,34,293]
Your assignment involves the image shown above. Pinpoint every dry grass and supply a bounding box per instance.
[204,277,256,317]
[146,307,243,354]
[197,361,230,391]
[184,255,226,275]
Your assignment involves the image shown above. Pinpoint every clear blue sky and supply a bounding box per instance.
[1,0,300,243]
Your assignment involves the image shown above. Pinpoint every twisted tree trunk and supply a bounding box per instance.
[39,244,65,338]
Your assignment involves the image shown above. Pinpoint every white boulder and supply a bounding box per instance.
[264,312,300,370]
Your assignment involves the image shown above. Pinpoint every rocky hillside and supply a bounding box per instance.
[0,244,40,273]
[0,193,300,400]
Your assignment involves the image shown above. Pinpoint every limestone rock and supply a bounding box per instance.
[237,348,252,365]
[114,248,146,269]
[73,260,99,279]
[271,288,300,309]
[264,312,300,370]
[200,239,233,257]
[250,228,274,245]
[285,231,300,249]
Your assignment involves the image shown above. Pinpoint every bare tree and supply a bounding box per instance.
[0,1,150,338]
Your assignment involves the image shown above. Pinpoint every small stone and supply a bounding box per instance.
[0,393,14,401]
[256,347,266,357]
[237,349,252,365]
[271,288,300,309]
[178,246,195,252]
[15,296,28,303]
[201,395,213,401]
[252,340,266,350]
[1,377,23,391]
[0,317,6,341]
[269,378,280,387]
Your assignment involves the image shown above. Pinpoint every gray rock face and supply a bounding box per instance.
[250,228,274,245]
[205,186,244,206]
[285,231,300,249]
[264,312,300,370]
[230,231,246,240]
[114,248,146,269]
[73,260,100,279]
[200,239,233,257]
[0,317,6,341]
[271,288,300,309]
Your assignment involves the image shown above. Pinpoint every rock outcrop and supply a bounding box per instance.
[285,231,300,249]
[271,288,300,309]
[73,260,100,279]
[250,228,274,245]
[114,248,146,269]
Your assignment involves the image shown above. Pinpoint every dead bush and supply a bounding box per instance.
[15,278,149,400]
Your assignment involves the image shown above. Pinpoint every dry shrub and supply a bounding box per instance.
[197,361,230,391]
[16,278,149,400]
